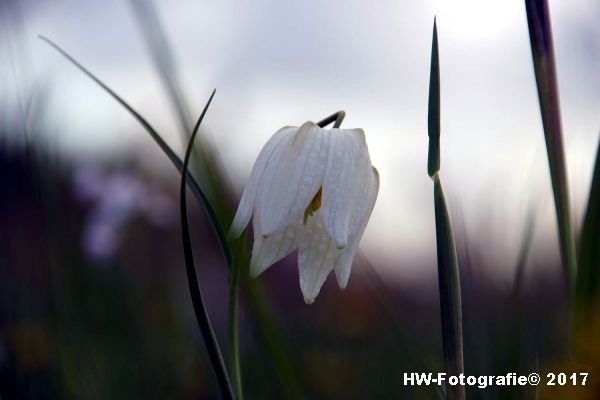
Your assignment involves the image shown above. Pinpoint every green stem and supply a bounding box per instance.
[317,110,346,128]
[228,237,244,400]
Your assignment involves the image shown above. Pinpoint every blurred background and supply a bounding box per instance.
[1,0,599,398]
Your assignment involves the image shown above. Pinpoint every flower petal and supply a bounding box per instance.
[334,167,379,288]
[250,218,303,277]
[256,122,330,237]
[228,126,296,239]
[321,128,371,248]
[298,215,340,304]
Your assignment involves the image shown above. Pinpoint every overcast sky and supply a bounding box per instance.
[3,0,599,280]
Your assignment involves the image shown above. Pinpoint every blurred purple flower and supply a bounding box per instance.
[73,165,175,264]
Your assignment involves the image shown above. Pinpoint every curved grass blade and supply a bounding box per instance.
[38,36,232,269]
[573,141,600,364]
[180,90,234,400]
[427,19,464,400]
[524,0,577,290]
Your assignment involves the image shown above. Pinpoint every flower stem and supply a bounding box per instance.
[228,237,244,400]
[317,111,346,128]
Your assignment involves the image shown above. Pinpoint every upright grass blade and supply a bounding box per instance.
[427,18,440,178]
[524,0,577,290]
[127,0,232,223]
[180,90,234,399]
[127,0,192,141]
[433,176,464,400]
[573,142,600,364]
[427,18,465,400]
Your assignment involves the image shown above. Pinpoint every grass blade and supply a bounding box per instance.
[38,36,232,269]
[427,18,440,178]
[180,89,234,399]
[127,0,232,221]
[573,141,600,363]
[427,18,465,400]
[128,0,192,140]
[524,0,577,290]
[433,175,464,400]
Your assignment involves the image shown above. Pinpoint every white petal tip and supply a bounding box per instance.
[331,232,348,249]
[249,270,261,279]
[300,285,323,305]
[249,263,263,278]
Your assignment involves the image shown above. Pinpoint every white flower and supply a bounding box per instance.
[229,121,379,303]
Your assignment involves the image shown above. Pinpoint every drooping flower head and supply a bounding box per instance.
[229,121,379,303]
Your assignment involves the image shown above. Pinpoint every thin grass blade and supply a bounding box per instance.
[38,36,233,269]
[180,90,235,400]
[524,0,577,289]
[127,0,232,221]
[128,0,192,140]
